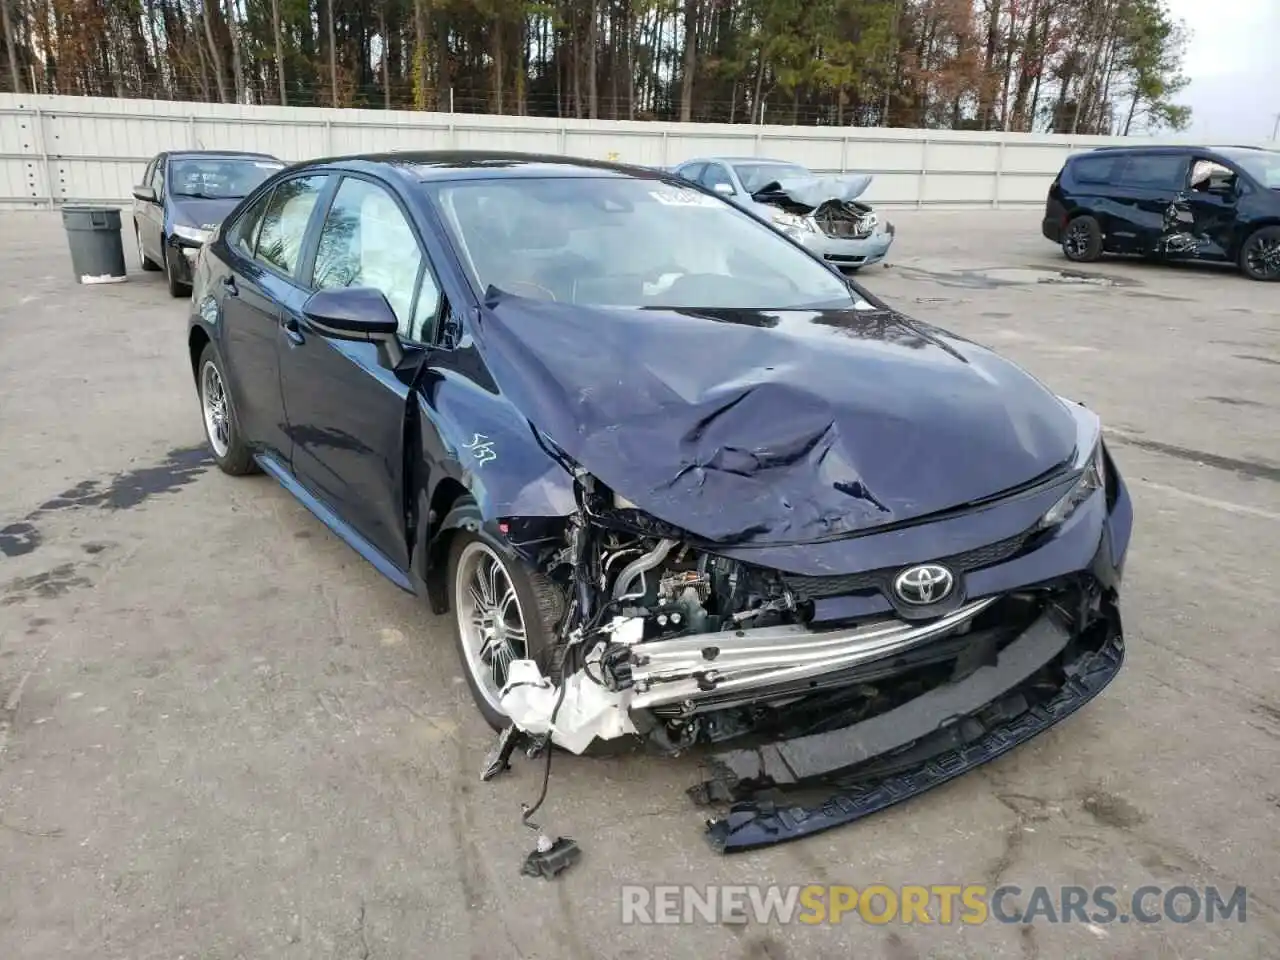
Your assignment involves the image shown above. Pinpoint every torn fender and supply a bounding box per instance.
[752,173,873,209]
[416,369,576,521]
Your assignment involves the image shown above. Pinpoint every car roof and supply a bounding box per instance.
[1074,144,1273,158]
[166,150,280,160]
[678,157,806,165]
[298,151,675,183]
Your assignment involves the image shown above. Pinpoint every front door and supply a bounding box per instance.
[1181,158,1241,261]
[278,174,444,573]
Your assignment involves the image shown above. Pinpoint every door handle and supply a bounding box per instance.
[221,276,239,296]
[281,315,305,345]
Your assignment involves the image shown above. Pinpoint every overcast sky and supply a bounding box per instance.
[1162,0,1280,142]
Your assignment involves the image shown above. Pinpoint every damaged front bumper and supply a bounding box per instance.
[690,598,1122,851]
[792,227,894,270]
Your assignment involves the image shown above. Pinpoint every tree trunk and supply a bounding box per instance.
[436,17,450,111]
[752,49,766,123]
[625,0,634,119]
[2,0,24,93]
[1122,90,1138,135]
[378,0,389,107]
[269,0,286,103]
[326,0,338,106]
[202,0,228,102]
[587,0,597,117]
[225,0,243,102]
[679,0,696,121]
[490,17,503,113]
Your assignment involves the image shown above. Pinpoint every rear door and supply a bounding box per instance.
[278,174,445,572]
[219,174,331,465]
[1112,153,1190,256]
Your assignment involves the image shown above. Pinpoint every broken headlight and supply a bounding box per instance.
[1037,441,1106,531]
[771,211,817,234]
[172,223,212,245]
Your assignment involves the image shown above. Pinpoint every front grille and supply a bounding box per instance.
[781,530,1032,601]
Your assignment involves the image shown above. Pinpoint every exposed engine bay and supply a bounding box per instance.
[492,471,1112,765]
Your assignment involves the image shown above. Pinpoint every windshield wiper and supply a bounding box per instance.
[175,191,241,200]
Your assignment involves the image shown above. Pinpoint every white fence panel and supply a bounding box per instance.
[0,93,1268,210]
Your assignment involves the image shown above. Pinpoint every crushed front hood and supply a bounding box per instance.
[476,298,1078,546]
[752,173,873,208]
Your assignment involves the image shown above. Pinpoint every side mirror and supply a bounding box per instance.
[303,287,404,366]
[712,182,735,196]
[133,185,156,203]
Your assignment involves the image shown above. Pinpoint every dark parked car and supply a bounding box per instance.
[132,150,285,296]
[1042,144,1280,281]
[187,152,1132,849]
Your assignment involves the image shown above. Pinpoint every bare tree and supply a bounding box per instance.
[271,0,287,104]
[2,0,22,93]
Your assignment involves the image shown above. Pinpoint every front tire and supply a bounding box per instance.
[197,344,257,476]
[1062,215,1103,262]
[447,526,564,730]
[1239,226,1280,281]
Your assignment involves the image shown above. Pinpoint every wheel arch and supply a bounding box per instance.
[188,325,212,382]
[1232,218,1280,259]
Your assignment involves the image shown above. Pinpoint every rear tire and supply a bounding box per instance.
[1238,226,1280,281]
[197,343,257,476]
[446,523,565,731]
[1062,215,1103,263]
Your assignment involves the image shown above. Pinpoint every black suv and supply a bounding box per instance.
[1042,145,1280,281]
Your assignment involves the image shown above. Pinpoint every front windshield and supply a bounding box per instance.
[433,176,856,311]
[1221,150,1280,189]
[732,162,809,193]
[169,157,285,199]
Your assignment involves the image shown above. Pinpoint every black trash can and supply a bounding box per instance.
[61,206,128,284]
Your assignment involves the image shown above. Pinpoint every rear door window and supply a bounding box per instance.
[1070,155,1120,185]
[256,175,329,278]
[1116,154,1186,191]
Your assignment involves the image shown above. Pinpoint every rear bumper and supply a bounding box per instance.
[692,601,1124,851]
[1042,215,1063,242]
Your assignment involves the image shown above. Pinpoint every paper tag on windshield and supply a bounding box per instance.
[649,185,719,207]
[255,162,285,170]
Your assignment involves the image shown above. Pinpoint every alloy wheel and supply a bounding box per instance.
[200,360,230,458]
[1245,234,1280,280]
[1064,221,1090,258]
[453,540,528,713]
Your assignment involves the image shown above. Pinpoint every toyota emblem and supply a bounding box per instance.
[893,564,955,605]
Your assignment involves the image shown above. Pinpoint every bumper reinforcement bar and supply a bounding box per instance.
[628,597,997,710]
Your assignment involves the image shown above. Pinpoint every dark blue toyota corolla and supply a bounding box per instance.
[187,152,1133,850]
